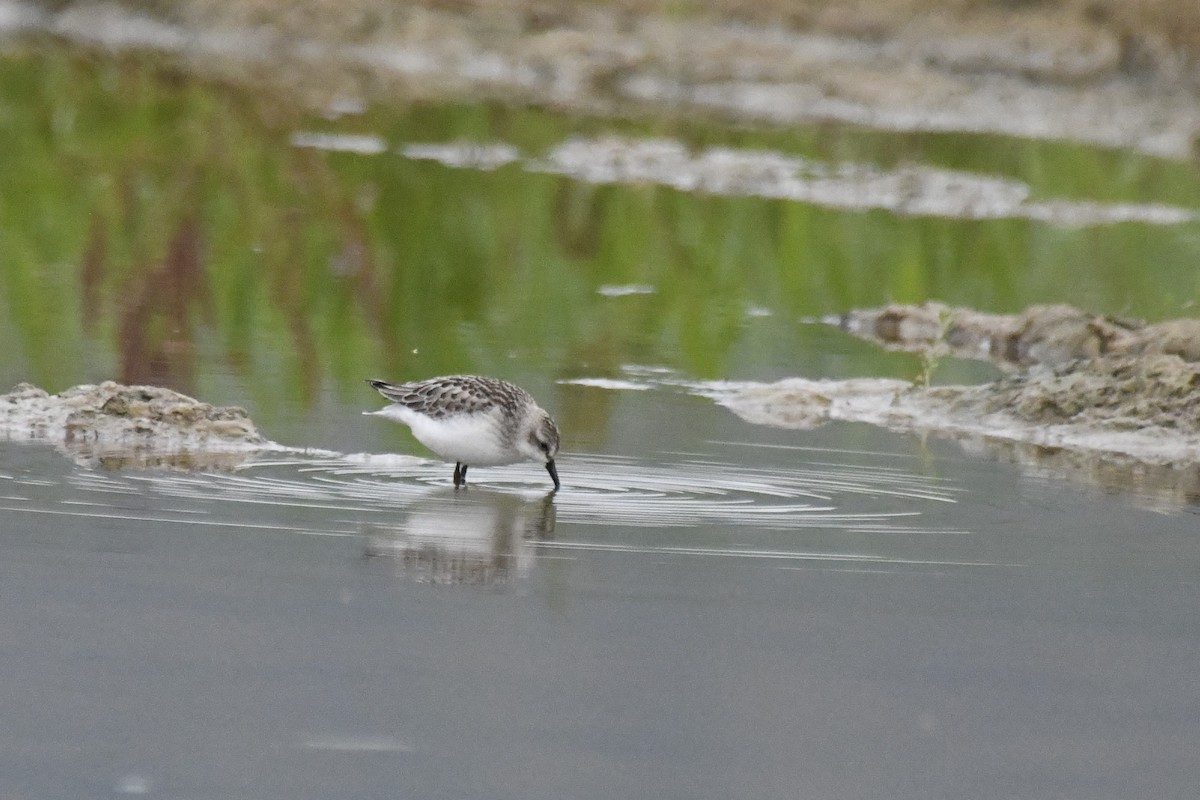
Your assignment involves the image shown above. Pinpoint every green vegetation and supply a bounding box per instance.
[2,46,1199,430]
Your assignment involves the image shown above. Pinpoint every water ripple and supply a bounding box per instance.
[38,449,962,536]
[0,444,1013,576]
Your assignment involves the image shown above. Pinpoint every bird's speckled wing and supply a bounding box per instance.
[367,375,533,419]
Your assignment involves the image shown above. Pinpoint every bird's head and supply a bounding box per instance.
[518,408,559,464]
[516,407,561,491]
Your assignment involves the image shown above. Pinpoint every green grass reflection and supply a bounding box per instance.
[2,46,1199,425]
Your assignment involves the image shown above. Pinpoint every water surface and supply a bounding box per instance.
[1,44,1199,799]
[4,386,1200,798]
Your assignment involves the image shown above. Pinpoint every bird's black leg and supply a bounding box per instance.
[453,462,468,487]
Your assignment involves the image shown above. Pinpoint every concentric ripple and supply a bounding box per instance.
[2,444,1004,571]
[8,447,957,530]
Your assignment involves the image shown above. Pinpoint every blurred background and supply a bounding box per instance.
[3,0,1200,450]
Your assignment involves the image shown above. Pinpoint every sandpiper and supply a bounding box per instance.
[366,375,561,491]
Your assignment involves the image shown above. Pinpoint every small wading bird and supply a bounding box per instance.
[366,375,561,491]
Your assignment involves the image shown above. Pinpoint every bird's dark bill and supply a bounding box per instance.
[546,459,560,491]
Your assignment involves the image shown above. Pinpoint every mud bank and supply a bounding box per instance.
[717,355,1200,441]
[5,0,1200,157]
[0,381,272,468]
[712,345,1200,508]
[839,302,1200,369]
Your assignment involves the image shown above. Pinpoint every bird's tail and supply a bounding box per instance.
[367,378,414,404]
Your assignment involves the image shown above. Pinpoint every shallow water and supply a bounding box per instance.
[2,43,1200,799]
[4,386,1200,798]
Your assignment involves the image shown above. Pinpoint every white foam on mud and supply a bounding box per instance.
[559,378,654,391]
[530,137,1200,226]
[399,141,521,170]
[290,131,387,154]
[596,283,656,297]
[397,136,1200,227]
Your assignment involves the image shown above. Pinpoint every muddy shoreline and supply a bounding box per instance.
[4,0,1200,157]
[0,381,273,468]
[8,305,1200,457]
[711,352,1200,509]
[718,354,1200,451]
[839,302,1200,368]
[8,331,1200,506]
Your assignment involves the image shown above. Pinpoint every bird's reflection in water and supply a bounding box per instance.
[363,488,556,585]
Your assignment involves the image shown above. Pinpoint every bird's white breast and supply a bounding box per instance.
[368,405,519,466]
